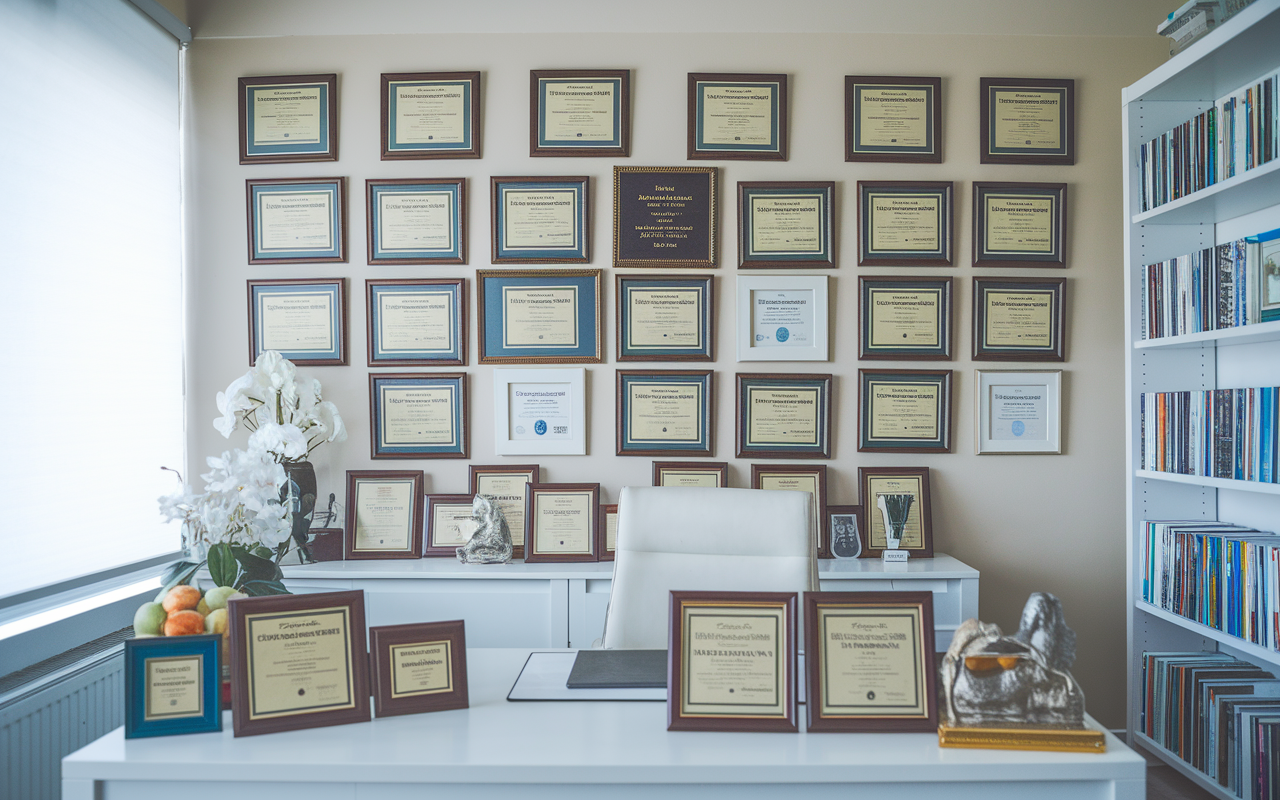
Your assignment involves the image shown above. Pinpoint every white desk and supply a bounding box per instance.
[64,648,1143,800]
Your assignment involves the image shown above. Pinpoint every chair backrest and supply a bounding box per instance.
[601,486,818,649]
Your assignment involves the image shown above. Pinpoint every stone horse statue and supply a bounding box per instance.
[456,494,513,564]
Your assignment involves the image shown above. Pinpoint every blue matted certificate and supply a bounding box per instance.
[617,275,713,361]
[491,177,589,263]
[247,178,346,264]
[616,370,713,457]
[367,279,465,366]
[477,270,601,364]
[367,179,465,264]
[533,71,628,155]
[370,373,468,458]
[738,182,834,268]
[240,74,336,163]
[384,74,477,158]
[125,634,223,739]
[248,279,346,366]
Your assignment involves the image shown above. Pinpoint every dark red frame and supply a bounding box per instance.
[523,482,600,563]
[651,461,729,487]
[469,465,539,560]
[857,466,934,558]
[369,620,469,718]
[424,494,476,557]
[343,470,425,560]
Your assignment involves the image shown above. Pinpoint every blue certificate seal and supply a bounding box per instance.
[775,326,789,342]
[534,420,548,436]
[1012,420,1025,437]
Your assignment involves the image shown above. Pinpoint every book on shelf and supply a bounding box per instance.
[1140,387,1279,483]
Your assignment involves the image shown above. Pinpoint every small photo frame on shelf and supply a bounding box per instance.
[858,276,952,361]
[613,166,718,269]
[524,482,600,563]
[616,274,714,362]
[365,179,466,265]
[369,373,468,459]
[751,463,828,559]
[238,74,337,165]
[343,470,425,560]
[616,370,714,457]
[857,181,953,267]
[736,373,832,459]
[380,71,480,160]
[826,505,863,559]
[736,275,829,362]
[599,503,618,561]
[844,76,942,163]
[972,276,1066,361]
[737,181,835,269]
[1250,228,1280,322]
[124,634,222,739]
[972,182,1067,268]
[245,177,346,264]
[424,494,478,557]
[492,368,587,456]
[530,69,630,157]
[653,461,729,488]
[490,176,589,263]
[247,278,347,367]
[476,269,602,364]
[858,369,952,454]
[975,369,1063,455]
[979,77,1075,165]
[688,73,788,161]
[366,278,466,367]
[857,466,934,558]
[369,621,469,718]
[469,464,539,559]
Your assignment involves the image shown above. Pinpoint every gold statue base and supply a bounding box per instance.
[937,723,1106,753]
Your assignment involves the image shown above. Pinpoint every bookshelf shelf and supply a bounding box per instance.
[1133,319,1280,350]
[1132,158,1280,226]
[1134,470,1280,495]
[1136,601,1280,667]
[1131,732,1235,800]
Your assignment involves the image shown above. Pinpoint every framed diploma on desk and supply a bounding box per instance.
[616,369,713,457]
[653,461,729,487]
[524,482,600,563]
[980,77,1075,165]
[667,591,798,732]
[857,181,952,267]
[380,71,480,160]
[972,276,1065,361]
[369,373,468,459]
[238,74,337,165]
[490,176,589,263]
[469,464,539,558]
[493,368,586,456]
[476,269,602,364]
[858,369,952,453]
[366,279,465,367]
[247,278,347,366]
[530,69,630,157]
[736,275,829,362]
[736,373,832,459]
[975,370,1062,454]
[973,182,1067,268]
[246,177,346,264]
[751,464,828,558]
[369,621,468,718]
[844,76,942,163]
[616,274,714,362]
[343,471,425,560]
[424,494,479,557]
[858,276,952,360]
[687,73,787,161]
[124,635,222,739]
[857,466,933,558]
[599,503,618,561]
[737,182,835,269]
[366,179,466,265]
[613,166,717,268]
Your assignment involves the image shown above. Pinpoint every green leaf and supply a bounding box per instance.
[253,545,274,560]
[154,561,201,603]
[240,579,290,596]
[207,543,237,588]
[234,548,284,585]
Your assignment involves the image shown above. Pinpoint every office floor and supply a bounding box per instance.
[1137,745,1215,800]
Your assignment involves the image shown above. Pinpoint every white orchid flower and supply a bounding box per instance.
[248,422,309,462]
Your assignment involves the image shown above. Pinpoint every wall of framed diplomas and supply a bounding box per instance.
[177,0,1170,728]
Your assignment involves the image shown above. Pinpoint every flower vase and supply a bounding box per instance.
[282,461,317,563]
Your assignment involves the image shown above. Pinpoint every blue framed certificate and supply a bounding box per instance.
[369,373,468,459]
[124,634,222,739]
[738,181,835,269]
[366,279,465,367]
[858,181,953,267]
[616,369,714,457]
[477,269,602,363]
[617,274,714,362]
[381,72,480,160]
[490,176,589,263]
[238,74,337,165]
[246,177,346,264]
[247,278,347,366]
[688,73,787,161]
[366,179,466,265]
[530,70,630,157]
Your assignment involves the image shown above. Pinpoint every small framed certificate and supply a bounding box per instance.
[751,464,828,559]
[380,71,480,160]
[826,505,863,559]
[599,503,618,561]
[667,591,798,732]
[369,621,469,718]
[736,373,832,459]
[493,368,586,456]
[247,278,347,366]
[972,276,1066,361]
[366,179,466,265]
[972,182,1067,268]
[227,590,370,737]
[366,278,466,367]
[343,470,425,560]
[858,369,952,453]
[653,461,729,488]
[490,176,589,263]
[687,73,788,161]
[524,482,600,563]
[424,494,479,557]
[614,166,718,268]
[476,269,602,364]
[980,77,1075,165]
[238,74,337,165]
[369,373,468,459]
[804,591,938,732]
[470,464,539,559]
[124,634,222,739]
[858,276,952,360]
[616,274,714,362]
[246,177,346,264]
[616,370,713,457]
[737,181,835,269]
[845,76,942,163]
[857,466,934,558]
[857,181,953,267]
[736,275,829,362]
[530,69,630,157]
[976,370,1063,455]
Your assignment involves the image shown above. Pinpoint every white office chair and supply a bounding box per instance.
[600,486,818,649]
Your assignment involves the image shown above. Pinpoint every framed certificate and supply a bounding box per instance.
[737,182,835,269]
[366,179,466,265]
[736,276,829,362]
[380,71,480,160]
[424,494,478,557]
[858,369,952,453]
[736,373,832,459]
[804,591,938,732]
[667,591,798,732]
[826,505,863,559]
[616,370,713,457]
[857,181,953,267]
[369,373,468,459]
[343,470,425,560]
[366,278,466,367]
[599,503,618,561]
[687,73,788,161]
[972,276,1065,361]
[980,77,1075,165]
[490,176,589,263]
[976,369,1063,455]
[227,590,370,737]
[247,278,347,366]
[524,482,600,563]
[613,166,717,268]
[973,182,1067,268]
[858,276,952,360]
[530,69,630,157]
[493,368,586,456]
[476,269,602,363]
[369,620,468,718]
[844,76,942,163]
[238,74,337,165]
[616,274,714,362]
[857,466,934,558]
[246,177,346,264]
[653,461,729,488]
[124,634,222,739]
[751,464,829,559]
[469,464,539,558]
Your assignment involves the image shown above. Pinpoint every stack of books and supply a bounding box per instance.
[1140,388,1279,482]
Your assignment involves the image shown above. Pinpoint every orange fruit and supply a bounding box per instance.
[162,585,202,614]
[163,609,206,636]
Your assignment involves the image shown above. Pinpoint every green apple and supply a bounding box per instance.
[133,602,167,636]
[204,585,238,611]
[205,608,228,635]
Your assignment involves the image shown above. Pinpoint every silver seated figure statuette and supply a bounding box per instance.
[456,494,513,564]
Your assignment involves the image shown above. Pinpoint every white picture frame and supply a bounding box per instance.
[736,275,829,362]
[493,367,587,455]
[975,370,1062,454]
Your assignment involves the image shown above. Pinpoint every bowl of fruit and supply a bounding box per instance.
[134,584,244,707]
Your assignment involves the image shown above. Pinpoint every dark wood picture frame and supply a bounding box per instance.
[529,69,631,157]
[365,178,467,265]
[369,620,469,718]
[735,373,833,459]
[245,177,347,265]
[613,166,718,269]
[736,181,835,269]
[365,278,467,367]
[858,275,953,361]
[751,463,829,559]
[246,277,348,367]
[238,73,338,165]
[599,503,618,562]
[380,71,481,161]
[615,369,714,457]
[524,482,600,563]
[424,494,477,557]
[972,276,1066,361]
[343,470,425,560]
[979,77,1075,165]
[652,461,729,488]
[687,73,788,161]
[844,75,942,164]
[469,464,539,560]
[971,182,1067,268]
[857,369,952,454]
[857,466,934,558]
[826,505,863,559]
[489,176,590,264]
[857,180,953,267]
[616,274,715,362]
[368,372,469,459]
[475,268,603,364]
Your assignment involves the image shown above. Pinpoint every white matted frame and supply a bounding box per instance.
[493,368,587,456]
[975,369,1062,455]
[736,275,829,362]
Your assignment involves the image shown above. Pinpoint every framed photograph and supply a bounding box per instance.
[858,369,952,453]
[972,276,1065,360]
[653,461,729,488]
[245,177,346,265]
[424,494,478,557]
[227,590,371,737]
[469,464,539,559]
[369,620,468,718]
[751,464,828,559]
[804,591,937,732]
[530,69,630,157]
[524,482,600,563]
[616,274,714,362]
[369,373,468,459]
[667,591,798,732]
[616,370,714,457]
[1250,228,1280,322]
[380,71,480,160]
[736,275,829,362]
[844,76,942,163]
[687,73,787,161]
[490,176,589,264]
[343,470,425,560]
[599,503,618,561]
[238,74,337,165]
[737,181,835,269]
[247,278,347,367]
[826,505,863,559]
[366,179,466,265]
[857,466,934,558]
[975,369,1063,455]
[366,278,466,367]
[736,373,832,459]
[858,276,952,360]
[124,634,222,739]
[476,269,602,364]
[613,166,717,268]
[857,181,953,267]
[972,182,1067,268]
[493,368,586,456]
[980,77,1075,165]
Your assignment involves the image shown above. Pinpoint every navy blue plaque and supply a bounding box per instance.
[613,167,717,268]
